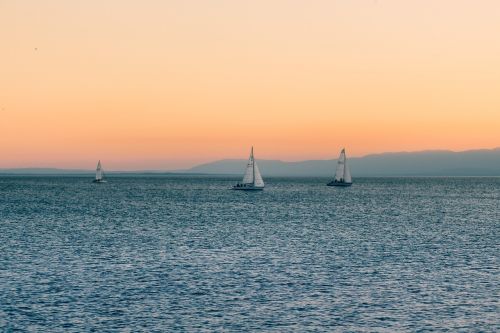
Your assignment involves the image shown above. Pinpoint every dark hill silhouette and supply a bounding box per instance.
[185,148,500,176]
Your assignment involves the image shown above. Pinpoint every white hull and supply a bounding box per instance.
[234,147,264,191]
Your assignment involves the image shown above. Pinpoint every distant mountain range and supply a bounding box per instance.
[0,168,169,175]
[184,148,500,177]
[0,168,91,175]
[1,148,499,176]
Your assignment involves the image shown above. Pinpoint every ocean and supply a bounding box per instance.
[0,176,498,332]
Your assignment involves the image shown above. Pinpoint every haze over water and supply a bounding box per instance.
[1,176,498,331]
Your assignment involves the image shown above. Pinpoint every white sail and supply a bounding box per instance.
[334,149,346,182]
[343,158,352,183]
[95,160,103,181]
[253,160,264,187]
[241,149,255,184]
[238,147,264,188]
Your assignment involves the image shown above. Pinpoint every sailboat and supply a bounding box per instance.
[327,148,352,187]
[92,160,107,183]
[233,147,264,191]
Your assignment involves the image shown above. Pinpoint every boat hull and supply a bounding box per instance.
[232,185,264,191]
[92,179,107,183]
[327,181,352,187]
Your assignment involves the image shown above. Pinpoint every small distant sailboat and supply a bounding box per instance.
[327,148,352,187]
[233,147,264,191]
[92,160,107,183]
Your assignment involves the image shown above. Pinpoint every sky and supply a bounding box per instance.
[1,0,499,170]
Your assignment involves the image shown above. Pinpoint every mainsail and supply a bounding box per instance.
[241,147,264,187]
[95,160,103,181]
[334,149,352,183]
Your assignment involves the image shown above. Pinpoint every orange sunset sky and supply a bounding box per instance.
[1,0,499,170]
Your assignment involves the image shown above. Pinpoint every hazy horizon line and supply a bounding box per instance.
[1,146,498,172]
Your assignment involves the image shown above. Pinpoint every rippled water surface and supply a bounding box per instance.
[1,176,499,332]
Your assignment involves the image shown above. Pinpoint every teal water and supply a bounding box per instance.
[0,176,499,332]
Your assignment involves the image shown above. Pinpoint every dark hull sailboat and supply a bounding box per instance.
[327,180,352,187]
[327,148,352,187]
